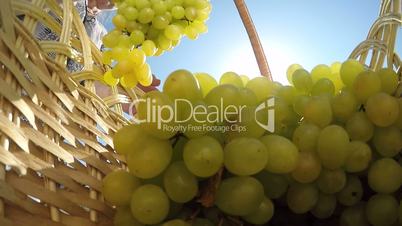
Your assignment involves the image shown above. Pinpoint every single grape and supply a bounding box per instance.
[103,70,119,86]
[185,7,197,20]
[311,193,336,219]
[246,77,278,102]
[337,175,363,206]
[340,204,369,226]
[260,135,299,174]
[138,7,155,23]
[165,24,182,40]
[136,0,151,9]
[152,15,169,29]
[126,137,172,179]
[277,86,297,104]
[239,75,249,86]
[130,184,169,225]
[118,34,131,48]
[130,30,145,45]
[111,46,130,61]
[204,84,241,114]
[163,69,202,101]
[220,71,243,88]
[123,6,139,20]
[215,176,264,216]
[224,106,266,141]
[311,78,335,97]
[366,194,399,226]
[183,136,223,177]
[128,48,146,66]
[292,122,320,152]
[242,197,274,225]
[366,92,399,127]
[102,170,141,206]
[163,162,198,203]
[311,64,331,83]
[113,14,127,29]
[102,31,120,48]
[317,125,349,169]
[114,206,144,226]
[395,98,402,130]
[238,87,258,106]
[224,137,268,176]
[141,40,157,56]
[286,183,319,214]
[184,25,198,40]
[292,68,313,93]
[377,68,399,94]
[331,61,342,73]
[292,95,310,116]
[332,90,358,122]
[152,1,167,14]
[345,112,374,142]
[352,70,382,103]
[344,141,372,173]
[303,96,333,127]
[373,126,402,157]
[157,34,173,50]
[194,72,218,97]
[317,168,347,194]
[340,59,365,87]
[368,158,402,194]
[286,64,303,85]
[137,63,153,86]
[113,124,147,155]
[171,5,185,19]
[291,151,322,183]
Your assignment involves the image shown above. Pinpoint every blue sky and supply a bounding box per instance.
[100,0,401,85]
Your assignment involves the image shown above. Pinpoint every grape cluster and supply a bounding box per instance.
[101,0,211,87]
[103,62,402,226]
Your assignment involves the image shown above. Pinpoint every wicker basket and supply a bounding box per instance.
[0,0,400,226]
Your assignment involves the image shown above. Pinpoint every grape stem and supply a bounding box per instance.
[197,167,224,207]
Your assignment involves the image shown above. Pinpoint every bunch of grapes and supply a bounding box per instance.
[103,61,402,226]
[101,0,211,87]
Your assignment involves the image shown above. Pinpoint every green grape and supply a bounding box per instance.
[220,71,243,88]
[224,106,266,140]
[130,184,169,225]
[352,71,382,103]
[277,85,297,103]
[162,219,190,226]
[311,193,336,219]
[126,137,172,179]
[117,2,129,14]
[152,15,169,29]
[191,21,208,34]
[291,151,322,183]
[183,101,213,138]
[345,112,374,142]
[337,175,363,206]
[246,77,278,102]
[102,170,141,206]
[153,1,167,14]
[286,63,303,85]
[196,8,210,21]
[171,136,187,161]
[125,0,136,6]
[317,168,346,194]
[332,90,358,122]
[286,183,319,214]
[311,64,331,83]
[111,46,130,61]
[194,0,208,9]
[137,22,150,33]
[136,0,151,9]
[340,204,369,226]
[128,48,146,66]
[123,6,139,20]
[147,26,160,39]
[103,70,119,86]
[184,0,195,7]
[377,68,399,94]
[292,122,320,152]
[292,95,310,116]
[163,69,202,101]
[240,75,249,86]
[102,31,120,48]
[224,137,268,176]
[102,50,112,65]
[373,126,402,157]
[138,7,155,23]
[366,194,399,226]
[136,91,177,139]
[255,171,288,199]
[194,72,217,97]
[115,59,133,75]
[345,141,372,173]
[164,24,182,40]
[114,206,144,226]
[311,78,335,97]
[260,135,299,174]
[238,87,258,106]
[332,72,344,92]
[215,176,264,216]
[130,30,145,45]
[292,68,313,93]
[126,20,139,32]
[184,25,198,40]
[340,59,365,87]
[317,125,349,169]
[273,97,299,128]
[331,61,342,73]
[118,34,131,48]
[368,158,402,194]
[157,34,173,50]
[183,136,223,177]
[395,98,402,130]
[163,161,198,203]
[137,63,153,86]
[193,218,214,226]
[205,84,241,114]
[141,40,157,56]
[113,14,127,29]
[185,7,197,20]
[303,96,333,127]
[366,92,399,127]
[120,74,138,88]
[171,6,185,19]
[113,124,147,155]
[242,197,274,225]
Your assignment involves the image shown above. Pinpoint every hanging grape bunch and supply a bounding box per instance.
[102,0,211,87]
[102,60,402,226]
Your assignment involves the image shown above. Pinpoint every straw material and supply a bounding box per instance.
[0,0,400,225]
